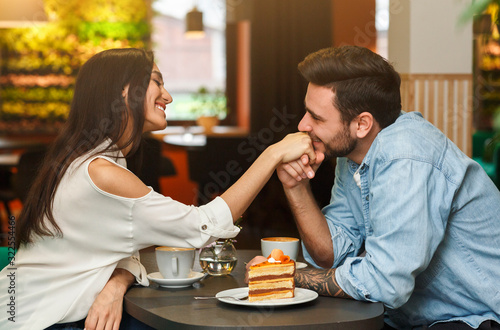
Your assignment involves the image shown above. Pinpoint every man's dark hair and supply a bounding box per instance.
[298,46,402,129]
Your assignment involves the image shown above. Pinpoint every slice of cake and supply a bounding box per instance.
[248,249,296,302]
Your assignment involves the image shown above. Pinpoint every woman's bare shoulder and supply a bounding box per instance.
[88,157,151,198]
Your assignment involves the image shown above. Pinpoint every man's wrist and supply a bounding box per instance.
[283,180,311,199]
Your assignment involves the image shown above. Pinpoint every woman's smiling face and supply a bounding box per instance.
[142,63,173,132]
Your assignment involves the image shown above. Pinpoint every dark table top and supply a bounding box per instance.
[125,248,385,329]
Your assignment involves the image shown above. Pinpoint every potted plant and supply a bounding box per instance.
[190,87,228,133]
[460,0,500,25]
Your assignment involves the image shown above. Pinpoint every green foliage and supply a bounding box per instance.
[459,0,500,24]
[1,102,70,121]
[78,22,150,43]
[0,0,150,126]
[2,87,73,103]
[190,87,228,118]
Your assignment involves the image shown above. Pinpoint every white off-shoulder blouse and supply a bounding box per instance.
[0,142,239,329]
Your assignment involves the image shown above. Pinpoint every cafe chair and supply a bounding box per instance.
[0,246,10,269]
[11,147,47,203]
[0,147,47,242]
[472,131,500,188]
[0,180,16,224]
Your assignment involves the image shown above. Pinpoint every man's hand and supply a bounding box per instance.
[277,153,325,189]
[85,268,135,330]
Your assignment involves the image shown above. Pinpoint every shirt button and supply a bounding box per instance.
[365,195,369,201]
[201,225,208,230]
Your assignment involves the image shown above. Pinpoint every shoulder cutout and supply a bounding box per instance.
[88,157,152,198]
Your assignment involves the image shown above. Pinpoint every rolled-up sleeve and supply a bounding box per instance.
[116,252,149,286]
[303,159,364,268]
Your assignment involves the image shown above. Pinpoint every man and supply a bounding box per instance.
[277,46,500,329]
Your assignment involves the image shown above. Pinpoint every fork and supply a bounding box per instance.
[194,295,248,301]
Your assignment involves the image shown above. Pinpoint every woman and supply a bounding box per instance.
[0,48,322,329]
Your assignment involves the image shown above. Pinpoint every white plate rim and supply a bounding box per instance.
[147,271,205,288]
[215,287,318,307]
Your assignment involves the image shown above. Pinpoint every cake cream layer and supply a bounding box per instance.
[249,278,295,299]
[248,290,294,302]
[248,278,294,292]
[248,262,295,281]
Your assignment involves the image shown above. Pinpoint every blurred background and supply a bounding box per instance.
[0,0,498,249]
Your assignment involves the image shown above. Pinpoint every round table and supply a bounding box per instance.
[124,248,385,329]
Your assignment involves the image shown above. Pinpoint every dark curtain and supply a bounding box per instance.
[246,0,333,138]
[225,0,334,249]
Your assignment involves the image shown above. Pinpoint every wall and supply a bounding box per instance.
[331,0,377,51]
[389,0,474,155]
[389,0,472,74]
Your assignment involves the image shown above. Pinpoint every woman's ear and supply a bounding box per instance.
[354,112,374,139]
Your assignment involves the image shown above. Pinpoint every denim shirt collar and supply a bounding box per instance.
[347,111,410,182]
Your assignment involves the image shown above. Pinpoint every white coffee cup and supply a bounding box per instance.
[155,246,195,279]
[261,237,300,261]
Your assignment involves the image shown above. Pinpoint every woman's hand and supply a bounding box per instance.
[245,256,268,283]
[85,269,135,330]
[270,132,324,181]
[271,132,317,165]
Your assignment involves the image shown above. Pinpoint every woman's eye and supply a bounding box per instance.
[153,79,162,87]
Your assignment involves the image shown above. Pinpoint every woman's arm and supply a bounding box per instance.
[220,132,323,220]
[89,132,322,223]
[85,268,135,330]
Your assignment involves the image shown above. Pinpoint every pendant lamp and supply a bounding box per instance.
[185,6,205,39]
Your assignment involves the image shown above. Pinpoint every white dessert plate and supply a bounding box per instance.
[295,262,308,269]
[216,287,318,307]
[147,271,205,288]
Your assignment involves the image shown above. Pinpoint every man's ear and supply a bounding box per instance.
[354,112,374,139]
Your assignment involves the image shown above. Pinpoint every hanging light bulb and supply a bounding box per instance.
[185,6,205,39]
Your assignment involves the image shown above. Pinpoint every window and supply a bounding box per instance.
[152,0,227,121]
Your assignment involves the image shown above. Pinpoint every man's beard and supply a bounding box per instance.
[323,123,357,158]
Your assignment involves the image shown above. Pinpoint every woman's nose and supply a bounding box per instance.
[163,88,173,104]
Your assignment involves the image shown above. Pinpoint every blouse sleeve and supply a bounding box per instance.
[132,194,240,250]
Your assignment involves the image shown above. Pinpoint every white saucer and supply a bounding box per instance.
[295,262,308,270]
[147,271,205,288]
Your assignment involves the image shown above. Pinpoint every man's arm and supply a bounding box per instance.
[295,268,351,299]
[277,162,334,268]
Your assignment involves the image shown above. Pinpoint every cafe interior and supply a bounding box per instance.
[0,0,500,328]
[1,0,499,243]
[0,0,499,248]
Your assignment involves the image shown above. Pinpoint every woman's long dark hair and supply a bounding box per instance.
[16,48,155,248]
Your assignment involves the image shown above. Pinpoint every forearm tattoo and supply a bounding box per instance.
[295,268,352,299]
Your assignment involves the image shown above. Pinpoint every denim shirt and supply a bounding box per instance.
[302,112,500,329]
